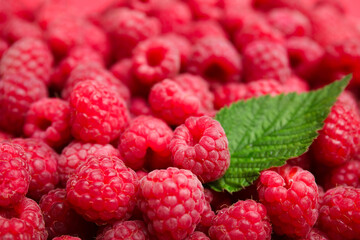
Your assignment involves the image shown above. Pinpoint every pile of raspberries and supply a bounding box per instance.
[1,0,360,239]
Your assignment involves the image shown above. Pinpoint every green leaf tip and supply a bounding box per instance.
[208,74,351,193]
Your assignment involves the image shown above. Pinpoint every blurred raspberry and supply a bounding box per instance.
[0,131,11,141]
[0,39,8,59]
[187,0,223,20]
[180,20,227,44]
[322,160,360,190]
[245,79,284,99]
[96,220,149,240]
[2,17,43,44]
[213,83,247,109]
[162,33,191,71]
[195,200,215,234]
[300,228,329,240]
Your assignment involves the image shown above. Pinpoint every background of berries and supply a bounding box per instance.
[0,0,360,239]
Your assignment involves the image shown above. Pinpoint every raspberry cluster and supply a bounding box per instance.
[0,0,359,239]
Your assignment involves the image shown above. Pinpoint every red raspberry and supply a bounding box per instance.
[243,40,291,83]
[311,101,360,166]
[23,98,71,148]
[169,116,230,183]
[119,115,173,170]
[136,170,148,180]
[11,138,59,200]
[162,34,191,71]
[125,0,157,13]
[257,165,319,238]
[66,155,139,224]
[318,186,360,240]
[2,17,43,44]
[209,199,272,240]
[186,231,210,240]
[300,228,329,240]
[138,167,206,240]
[0,197,47,239]
[322,160,360,190]
[245,78,284,99]
[0,74,48,135]
[0,142,30,207]
[213,83,247,109]
[253,0,314,15]
[267,8,311,38]
[101,8,160,59]
[0,39,8,59]
[0,38,53,85]
[69,80,130,144]
[338,91,359,114]
[286,37,324,79]
[96,220,149,240]
[40,188,97,239]
[58,140,120,186]
[195,200,215,234]
[50,45,104,90]
[132,37,181,86]
[62,63,130,103]
[222,3,258,34]
[187,37,242,83]
[181,20,227,44]
[283,75,310,93]
[0,131,11,141]
[187,0,222,20]
[53,236,81,240]
[129,97,152,117]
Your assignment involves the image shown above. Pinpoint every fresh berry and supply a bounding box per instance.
[186,231,210,240]
[0,37,53,85]
[0,197,47,239]
[322,160,360,190]
[195,200,215,234]
[138,167,206,240]
[23,98,71,148]
[96,220,149,240]
[169,116,230,183]
[209,199,272,240]
[300,228,329,240]
[181,20,227,44]
[283,75,310,93]
[66,155,139,224]
[213,82,247,109]
[0,39,8,59]
[119,115,173,170]
[58,140,120,186]
[162,34,191,71]
[53,236,81,240]
[187,0,223,21]
[257,165,319,238]
[2,17,43,44]
[69,80,130,144]
[0,131,11,141]
[0,74,48,135]
[245,78,284,99]
[129,97,152,117]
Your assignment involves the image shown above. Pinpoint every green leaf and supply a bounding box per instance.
[208,75,351,192]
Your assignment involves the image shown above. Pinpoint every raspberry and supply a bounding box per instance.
[187,0,222,20]
[169,116,230,183]
[243,40,291,83]
[209,199,272,240]
[129,97,152,117]
[0,197,47,240]
[311,100,360,166]
[283,75,310,93]
[186,231,210,240]
[62,63,130,103]
[338,91,359,114]
[322,160,360,190]
[58,140,120,187]
[132,37,181,86]
[40,188,96,239]
[181,20,227,44]
[257,165,319,238]
[101,8,160,59]
[50,45,104,90]
[245,79,284,99]
[188,37,242,83]
[119,115,173,170]
[267,8,311,38]
[138,167,206,240]
[0,142,30,207]
[300,228,329,240]
[253,0,314,15]
[0,38,53,85]
[222,3,258,34]
[195,200,215,234]
[96,220,149,240]
[0,39,8,59]
[286,37,324,79]
[23,98,71,148]
[213,83,247,109]
[0,131,11,141]
[69,80,130,144]
[162,34,191,71]
[53,236,81,240]
[0,74,48,135]
[2,17,43,44]
[66,155,139,224]
[318,186,360,240]
[148,79,206,126]
[136,170,148,180]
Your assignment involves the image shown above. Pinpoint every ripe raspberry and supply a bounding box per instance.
[318,186,360,240]
[243,40,291,83]
[2,17,43,44]
[0,39,8,59]
[186,231,210,240]
[0,197,47,240]
[187,37,242,83]
[286,37,324,79]
[0,142,30,207]
[162,34,191,71]
[101,8,160,59]
[58,140,120,186]
[253,0,314,15]
[0,131,11,141]
[257,165,319,238]
[311,100,360,166]
[0,74,48,135]
[267,8,311,38]
[119,115,173,170]
[222,3,258,34]
[62,63,130,103]
[283,75,310,93]
[181,20,227,44]
[53,236,81,240]
[50,45,104,90]
[0,38,53,85]
[66,155,139,224]
[129,97,152,117]
[300,228,329,240]
[23,98,71,148]
[213,83,247,109]
[187,0,222,20]
[96,220,149,240]
[245,79,284,99]
[322,160,360,190]
[195,200,215,234]
[132,37,181,86]
[169,116,230,183]
[138,167,206,240]
[40,188,96,239]
[338,91,359,114]
[209,199,272,240]
[125,0,157,13]
[69,80,130,144]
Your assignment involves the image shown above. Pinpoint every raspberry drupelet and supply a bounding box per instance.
[213,83,247,109]
[96,220,149,240]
